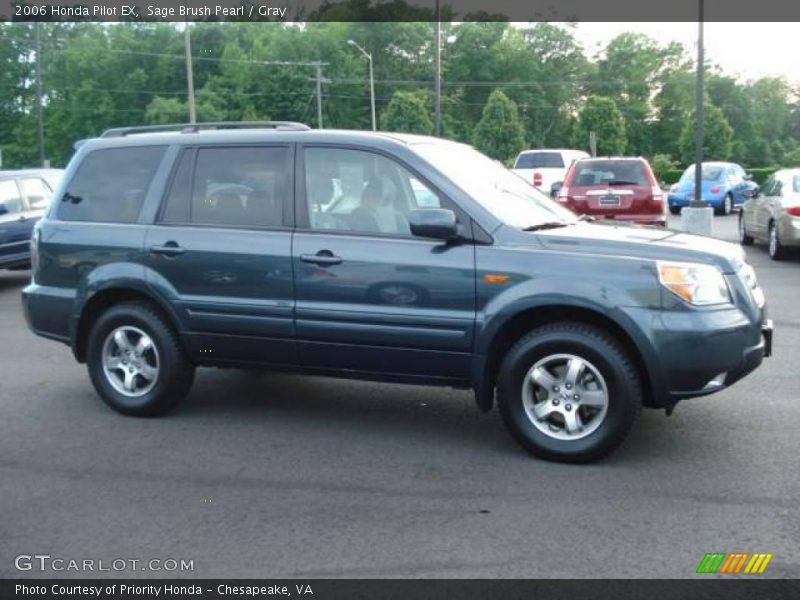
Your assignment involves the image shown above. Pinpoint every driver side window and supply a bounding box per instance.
[303,147,440,236]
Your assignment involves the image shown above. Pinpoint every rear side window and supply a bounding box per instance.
[571,160,649,186]
[0,179,23,216]
[58,146,166,223]
[515,152,565,169]
[160,146,289,229]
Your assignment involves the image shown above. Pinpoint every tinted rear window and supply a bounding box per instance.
[515,152,565,169]
[680,165,725,182]
[571,160,649,186]
[58,146,166,223]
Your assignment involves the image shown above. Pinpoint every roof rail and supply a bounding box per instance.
[100,121,311,137]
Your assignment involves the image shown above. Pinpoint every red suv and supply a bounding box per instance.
[556,157,666,226]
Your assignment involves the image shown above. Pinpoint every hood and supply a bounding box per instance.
[510,221,743,273]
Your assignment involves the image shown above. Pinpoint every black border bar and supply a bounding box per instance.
[4,0,800,22]
[3,579,800,600]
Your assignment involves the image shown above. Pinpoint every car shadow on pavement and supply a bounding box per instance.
[0,270,30,291]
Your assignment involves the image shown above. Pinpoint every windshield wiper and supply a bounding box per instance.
[523,221,571,232]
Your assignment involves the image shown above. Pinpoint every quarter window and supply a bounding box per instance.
[57,146,166,223]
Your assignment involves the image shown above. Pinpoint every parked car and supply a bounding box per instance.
[554,157,666,226]
[0,169,63,270]
[512,149,589,195]
[22,123,771,463]
[739,168,800,260]
[667,162,758,216]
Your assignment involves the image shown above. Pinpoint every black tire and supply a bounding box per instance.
[739,212,754,246]
[768,221,787,261]
[715,194,733,216]
[668,206,680,215]
[86,302,195,416]
[496,322,642,463]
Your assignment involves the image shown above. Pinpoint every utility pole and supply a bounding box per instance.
[184,22,196,124]
[691,0,705,208]
[347,41,375,131]
[434,0,441,137]
[35,22,45,167]
[315,62,323,129]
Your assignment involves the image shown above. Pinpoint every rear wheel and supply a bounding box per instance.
[669,206,680,215]
[87,302,195,416]
[739,212,754,246]
[768,221,787,260]
[496,322,642,463]
[716,194,733,216]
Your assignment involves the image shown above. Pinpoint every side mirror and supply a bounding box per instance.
[743,187,759,199]
[550,181,564,197]
[408,208,459,241]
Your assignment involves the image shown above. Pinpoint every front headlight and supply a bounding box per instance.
[657,261,731,306]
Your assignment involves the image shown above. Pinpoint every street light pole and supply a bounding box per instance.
[184,22,196,124]
[347,40,376,131]
[691,0,705,208]
[434,0,441,137]
[35,22,45,167]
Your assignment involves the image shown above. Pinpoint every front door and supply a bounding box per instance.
[144,145,296,367]
[0,178,31,266]
[293,145,476,384]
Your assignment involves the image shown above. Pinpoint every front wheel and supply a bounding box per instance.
[497,322,642,463]
[716,194,733,216]
[87,302,195,416]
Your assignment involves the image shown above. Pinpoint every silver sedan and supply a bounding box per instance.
[739,168,800,260]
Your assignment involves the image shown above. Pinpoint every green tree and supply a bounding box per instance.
[574,95,627,156]
[472,89,525,162]
[678,102,734,164]
[380,91,433,134]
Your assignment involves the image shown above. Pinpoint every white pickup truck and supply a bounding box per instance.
[512,149,589,195]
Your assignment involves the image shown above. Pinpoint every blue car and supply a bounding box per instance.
[0,169,63,270]
[667,162,758,216]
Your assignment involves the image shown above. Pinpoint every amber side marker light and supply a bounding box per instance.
[483,274,511,285]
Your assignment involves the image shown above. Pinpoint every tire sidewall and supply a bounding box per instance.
[87,305,182,416]
[498,328,638,461]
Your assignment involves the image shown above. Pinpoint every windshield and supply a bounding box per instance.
[514,152,565,169]
[414,142,578,228]
[680,165,725,182]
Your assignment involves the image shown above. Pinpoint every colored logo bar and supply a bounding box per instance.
[696,553,773,574]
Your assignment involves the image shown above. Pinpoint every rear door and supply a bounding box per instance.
[292,145,476,384]
[144,144,296,367]
[0,178,29,265]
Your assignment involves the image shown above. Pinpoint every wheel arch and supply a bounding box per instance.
[473,304,658,413]
[73,285,184,363]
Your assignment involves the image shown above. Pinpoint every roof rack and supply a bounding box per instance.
[100,121,311,138]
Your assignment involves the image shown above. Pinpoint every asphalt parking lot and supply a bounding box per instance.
[1,214,798,579]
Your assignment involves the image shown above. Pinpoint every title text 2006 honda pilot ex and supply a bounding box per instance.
[22,122,773,462]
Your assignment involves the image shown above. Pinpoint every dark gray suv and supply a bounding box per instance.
[22,122,773,462]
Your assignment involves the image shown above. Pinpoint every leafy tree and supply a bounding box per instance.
[574,95,627,156]
[678,102,734,164]
[381,91,433,134]
[472,89,525,162]
[650,153,678,184]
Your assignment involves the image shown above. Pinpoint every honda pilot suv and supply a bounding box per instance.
[22,122,772,463]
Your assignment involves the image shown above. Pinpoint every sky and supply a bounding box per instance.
[572,22,799,84]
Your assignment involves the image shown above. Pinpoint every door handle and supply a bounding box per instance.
[149,242,186,257]
[300,251,342,266]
